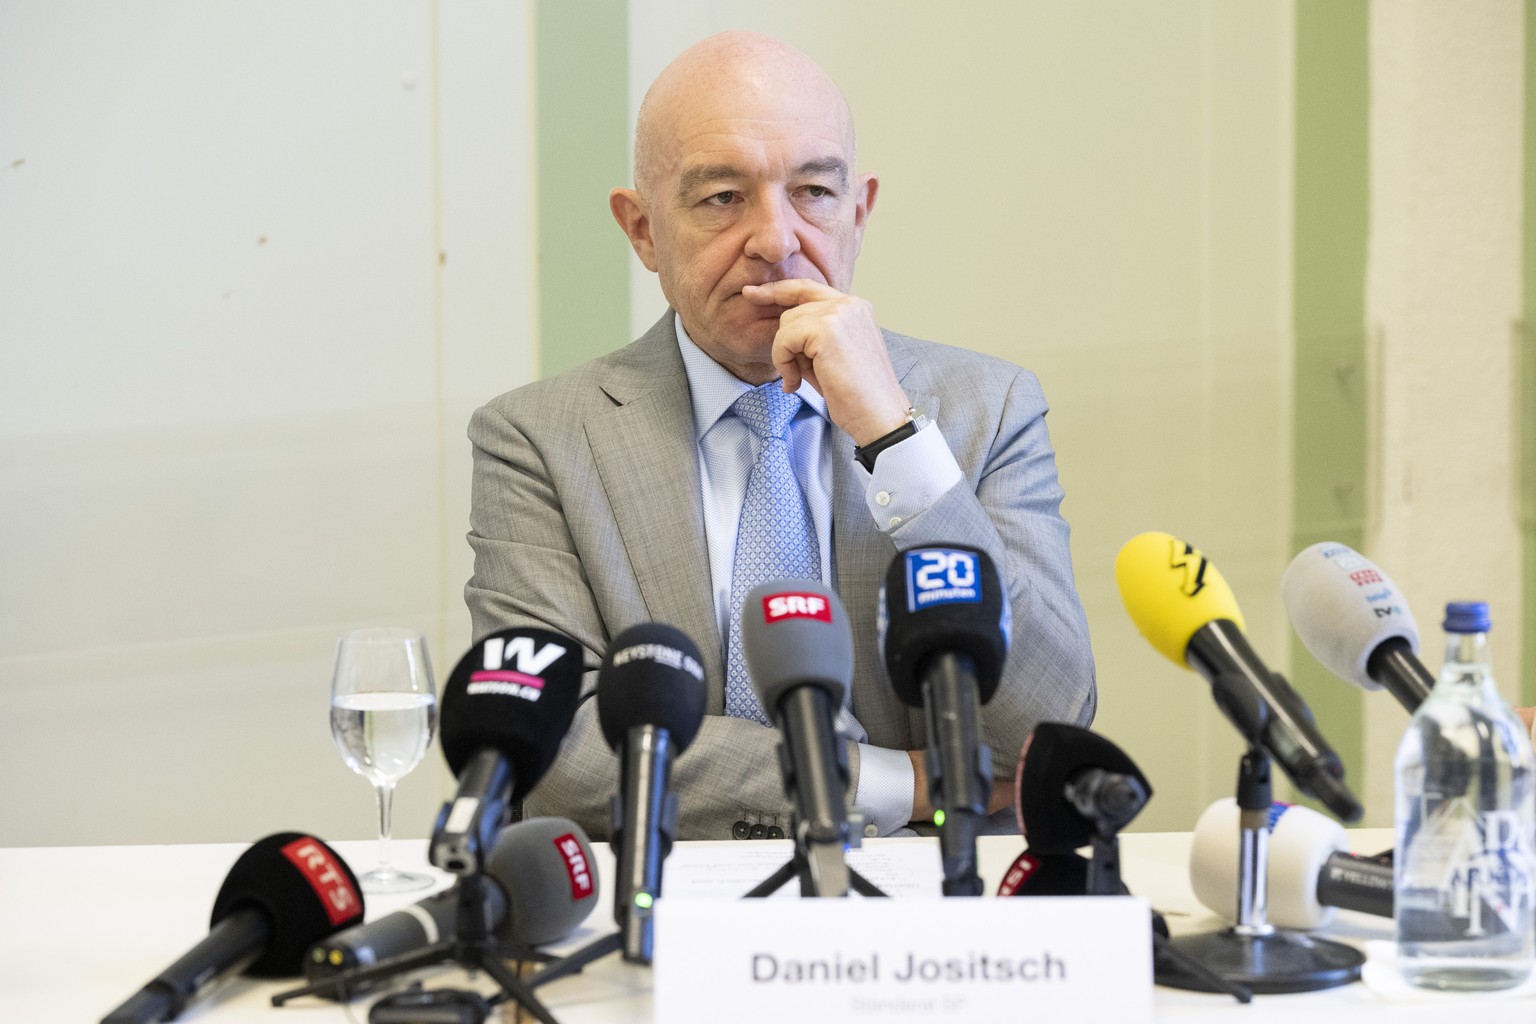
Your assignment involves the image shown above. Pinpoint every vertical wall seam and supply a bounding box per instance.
[1292,0,1370,787]
[1523,0,1536,703]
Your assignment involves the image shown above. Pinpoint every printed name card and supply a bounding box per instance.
[653,895,1152,1022]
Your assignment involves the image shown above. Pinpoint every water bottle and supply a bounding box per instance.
[1394,601,1536,990]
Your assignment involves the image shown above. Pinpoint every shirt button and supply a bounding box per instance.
[749,823,768,840]
[876,491,892,506]
[766,825,786,840]
[888,516,903,528]
[732,820,751,840]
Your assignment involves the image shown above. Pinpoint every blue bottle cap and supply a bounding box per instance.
[1443,601,1491,634]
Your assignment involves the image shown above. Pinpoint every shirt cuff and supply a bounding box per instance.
[852,743,916,836]
[861,421,963,532]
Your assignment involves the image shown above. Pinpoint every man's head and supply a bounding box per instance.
[610,32,878,384]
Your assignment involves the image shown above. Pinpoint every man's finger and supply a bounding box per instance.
[742,279,840,307]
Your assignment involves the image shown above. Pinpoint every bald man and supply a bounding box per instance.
[466,32,1095,841]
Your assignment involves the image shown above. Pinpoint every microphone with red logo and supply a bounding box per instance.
[432,627,585,875]
[301,817,599,993]
[741,579,857,897]
[101,833,363,1023]
[597,623,707,964]
[879,545,1008,896]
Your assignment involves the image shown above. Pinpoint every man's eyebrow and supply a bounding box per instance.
[795,158,848,186]
[674,158,850,201]
[676,164,743,201]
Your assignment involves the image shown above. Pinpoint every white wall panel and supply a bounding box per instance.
[0,1,535,846]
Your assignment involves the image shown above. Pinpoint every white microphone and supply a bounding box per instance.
[1281,542,1433,711]
[1190,798,1393,930]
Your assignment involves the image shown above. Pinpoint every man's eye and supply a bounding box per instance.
[706,191,737,205]
[804,185,832,199]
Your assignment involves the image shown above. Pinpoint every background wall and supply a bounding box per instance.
[1,1,1529,847]
[0,0,535,845]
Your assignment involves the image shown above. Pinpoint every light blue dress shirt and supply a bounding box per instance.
[675,315,963,835]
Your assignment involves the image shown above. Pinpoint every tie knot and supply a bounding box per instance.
[733,383,802,441]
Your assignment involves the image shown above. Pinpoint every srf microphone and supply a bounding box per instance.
[102,833,363,1023]
[1190,798,1393,930]
[741,579,855,896]
[597,623,707,964]
[1282,542,1433,712]
[434,627,585,875]
[878,544,1008,896]
[1115,532,1362,822]
[304,817,598,987]
[1014,722,1152,854]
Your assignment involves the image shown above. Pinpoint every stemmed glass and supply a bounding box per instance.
[329,627,439,893]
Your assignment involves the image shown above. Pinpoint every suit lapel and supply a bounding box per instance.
[584,317,726,701]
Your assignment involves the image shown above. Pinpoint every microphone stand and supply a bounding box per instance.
[1157,747,1365,995]
[271,805,624,1021]
[743,809,889,898]
[1069,773,1251,1003]
[744,691,890,899]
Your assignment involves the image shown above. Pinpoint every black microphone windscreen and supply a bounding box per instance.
[740,580,852,711]
[596,623,708,753]
[209,833,364,977]
[879,545,1009,706]
[440,627,585,801]
[487,816,600,946]
[1014,723,1151,854]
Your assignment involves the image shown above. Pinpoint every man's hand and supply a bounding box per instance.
[906,749,1014,825]
[742,279,911,446]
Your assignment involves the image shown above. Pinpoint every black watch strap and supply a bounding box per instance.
[854,414,920,472]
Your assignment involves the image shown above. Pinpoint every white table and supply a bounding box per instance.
[5,830,1535,1022]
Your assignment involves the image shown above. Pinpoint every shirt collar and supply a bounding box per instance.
[674,312,828,441]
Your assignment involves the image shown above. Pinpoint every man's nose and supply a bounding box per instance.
[743,193,801,264]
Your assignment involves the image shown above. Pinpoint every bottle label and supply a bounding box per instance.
[1402,801,1534,937]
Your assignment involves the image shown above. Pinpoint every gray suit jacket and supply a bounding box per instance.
[466,312,1095,840]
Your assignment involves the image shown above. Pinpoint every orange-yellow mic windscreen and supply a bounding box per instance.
[1114,531,1246,668]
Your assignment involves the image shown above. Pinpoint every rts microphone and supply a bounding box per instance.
[434,628,585,875]
[102,833,363,1023]
[741,579,855,897]
[304,817,599,988]
[1014,722,1152,854]
[1115,532,1362,822]
[1282,542,1433,712]
[1190,798,1393,930]
[597,623,707,964]
[879,544,1008,896]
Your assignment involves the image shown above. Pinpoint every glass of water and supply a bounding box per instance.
[330,627,439,893]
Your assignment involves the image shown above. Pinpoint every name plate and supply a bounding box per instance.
[653,896,1152,1022]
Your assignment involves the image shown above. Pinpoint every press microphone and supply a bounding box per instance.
[1014,722,1152,854]
[597,623,707,964]
[1190,798,1393,929]
[102,833,363,1023]
[303,817,598,988]
[1115,531,1362,822]
[433,627,585,875]
[741,579,855,896]
[879,545,1008,896]
[1282,542,1433,712]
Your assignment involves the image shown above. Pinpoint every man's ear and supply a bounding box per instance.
[850,172,879,258]
[610,188,658,271]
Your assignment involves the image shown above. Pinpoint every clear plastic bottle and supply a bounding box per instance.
[1395,601,1536,990]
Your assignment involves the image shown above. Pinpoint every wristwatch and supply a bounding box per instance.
[853,406,928,472]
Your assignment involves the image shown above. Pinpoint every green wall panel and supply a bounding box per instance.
[536,0,630,377]
[1292,0,1369,779]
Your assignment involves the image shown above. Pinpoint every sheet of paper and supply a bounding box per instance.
[659,838,944,900]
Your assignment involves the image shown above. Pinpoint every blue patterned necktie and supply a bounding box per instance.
[724,383,821,725]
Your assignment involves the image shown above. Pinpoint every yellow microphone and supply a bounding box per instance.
[1115,532,1362,822]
